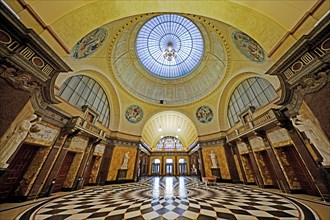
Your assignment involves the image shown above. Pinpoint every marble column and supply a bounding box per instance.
[96,142,114,185]
[224,143,240,183]
[243,138,264,188]
[198,147,206,181]
[285,121,330,201]
[232,142,248,184]
[28,131,67,198]
[40,129,80,195]
[258,131,291,193]
[133,147,141,181]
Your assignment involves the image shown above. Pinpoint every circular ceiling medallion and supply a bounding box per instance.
[136,14,204,78]
[125,105,144,123]
[232,31,265,63]
[196,106,213,123]
[71,27,107,59]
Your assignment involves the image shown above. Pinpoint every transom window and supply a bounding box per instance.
[58,75,110,127]
[136,14,204,79]
[227,77,278,126]
[156,136,183,151]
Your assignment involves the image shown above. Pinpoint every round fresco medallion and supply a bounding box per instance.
[125,105,144,123]
[232,31,265,63]
[196,106,213,123]
[71,27,107,59]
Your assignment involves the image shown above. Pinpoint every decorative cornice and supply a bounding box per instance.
[0,3,72,107]
[199,137,226,147]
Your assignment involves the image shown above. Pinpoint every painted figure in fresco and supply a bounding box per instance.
[121,151,130,169]
[125,105,143,123]
[196,106,213,123]
[209,150,218,168]
[233,31,264,62]
[72,28,107,59]
[291,115,330,166]
[0,114,41,168]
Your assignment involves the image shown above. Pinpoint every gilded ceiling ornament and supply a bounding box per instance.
[125,105,144,123]
[232,31,265,63]
[196,106,213,123]
[71,27,108,59]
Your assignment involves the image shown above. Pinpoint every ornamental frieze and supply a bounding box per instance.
[0,29,55,76]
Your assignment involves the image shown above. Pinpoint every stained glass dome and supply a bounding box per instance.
[136,14,204,78]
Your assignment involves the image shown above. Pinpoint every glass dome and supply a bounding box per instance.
[136,14,204,78]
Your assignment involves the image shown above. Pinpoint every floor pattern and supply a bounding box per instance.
[16,176,319,220]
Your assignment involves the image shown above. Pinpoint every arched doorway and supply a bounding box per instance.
[178,158,187,175]
[151,159,160,175]
[165,159,174,175]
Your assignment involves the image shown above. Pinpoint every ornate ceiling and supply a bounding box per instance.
[111,13,227,105]
[6,0,321,149]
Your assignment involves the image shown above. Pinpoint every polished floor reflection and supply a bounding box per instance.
[15,176,320,220]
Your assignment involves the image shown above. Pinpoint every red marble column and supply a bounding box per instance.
[97,142,114,185]
[224,143,240,183]
[27,132,67,198]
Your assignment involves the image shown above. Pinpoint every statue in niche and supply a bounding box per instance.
[209,150,218,168]
[121,151,130,169]
[0,114,41,168]
[291,114,330,166]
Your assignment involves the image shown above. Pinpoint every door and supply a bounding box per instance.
[260,151,279,188]
[285,146,319,195]
[178,158,187,175]
[83,156,96,186]
[53,152,75,193]
[0,144,38,201]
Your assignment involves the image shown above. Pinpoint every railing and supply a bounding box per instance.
[252,110,275,127]
[70,116,104,138]
[226,109,280,142]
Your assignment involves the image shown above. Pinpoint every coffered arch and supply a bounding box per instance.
[141,111,198,150]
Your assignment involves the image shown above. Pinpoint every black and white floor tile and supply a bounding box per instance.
[16,176,320,220]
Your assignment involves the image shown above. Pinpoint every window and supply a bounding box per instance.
[156,136,183,151]
[59,75,110,127]
[227,77,277,127]
[136,14,204,78]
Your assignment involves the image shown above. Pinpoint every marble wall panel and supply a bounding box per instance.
[25,121,60,147]
[15,146,51,196]
[107,146,137,181]
[202,146,230,179]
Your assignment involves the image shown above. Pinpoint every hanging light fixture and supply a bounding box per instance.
[163,42,177,61]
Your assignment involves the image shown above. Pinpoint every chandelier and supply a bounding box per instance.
[163,43,177,61]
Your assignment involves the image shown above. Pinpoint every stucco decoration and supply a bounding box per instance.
[69,136,88,152]
[237,142,248,153]
[267,128,291,147]
[125,105,144,123]
[249,137,265,150]
[196,106,213,123]
[25,123,59,147]
[232,31,265,63]
[71,27,107,59]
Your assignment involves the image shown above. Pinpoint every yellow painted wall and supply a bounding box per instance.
[107,146,137,181]
[202,146,231,179]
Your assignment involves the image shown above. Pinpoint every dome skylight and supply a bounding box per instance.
[136,14,204,78]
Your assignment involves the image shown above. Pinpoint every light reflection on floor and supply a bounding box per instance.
[150,176,189,198]
[14,176,320,220]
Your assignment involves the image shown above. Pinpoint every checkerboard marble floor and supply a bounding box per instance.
[16,176,320,220]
